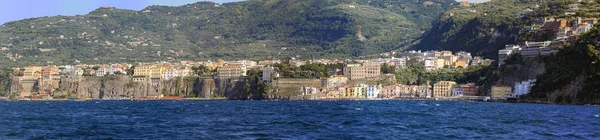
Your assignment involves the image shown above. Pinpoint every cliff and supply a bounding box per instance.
[14,75,253,100]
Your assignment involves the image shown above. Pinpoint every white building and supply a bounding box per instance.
[452,87,465,97]
[514,79,536,97]
[367,86,379,99]
[262,66,277,83]
[391,57,407,68]
[424,57,436,71]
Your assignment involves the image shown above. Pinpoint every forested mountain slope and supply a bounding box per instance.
[0,0,455,66]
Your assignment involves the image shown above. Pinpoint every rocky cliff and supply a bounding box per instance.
[15,75,254,100]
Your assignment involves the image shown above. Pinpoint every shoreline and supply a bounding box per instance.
[3,97,597,106]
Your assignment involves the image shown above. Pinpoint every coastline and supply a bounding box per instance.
[3,97,591,106]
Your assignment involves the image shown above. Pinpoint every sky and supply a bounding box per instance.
[0,0,490,25]
[0,0,244,25]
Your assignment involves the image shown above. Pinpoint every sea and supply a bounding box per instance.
[0,100,599,139]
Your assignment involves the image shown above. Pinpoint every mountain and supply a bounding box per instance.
[414,0,571,58]
[0,0,456,66]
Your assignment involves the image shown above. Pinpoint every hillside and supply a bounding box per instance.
[414,0,572,58]
[527,22,600,104]
[0,0,456,66]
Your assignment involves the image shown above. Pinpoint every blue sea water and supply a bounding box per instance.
[0,100,599,139]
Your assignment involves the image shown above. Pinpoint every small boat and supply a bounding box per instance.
[17,98,31,101]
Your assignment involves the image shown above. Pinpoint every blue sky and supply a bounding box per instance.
[0,0,490,25]
[0,0,244,24]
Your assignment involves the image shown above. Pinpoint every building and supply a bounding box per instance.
[42,66,59,78]
[343,61,380,80]
[452,87,464,97]
[323,76,348,90]
[514,79,536,97]
[217,65,247,78]
[435,59,445,69]
[454,59,467,68]
[416,85,432,98]
[459,0,470,7]
[433,81,457,97]
[262,66,277,82]
[354,84,368,98]
[163,68,191,80]
[391,57,407,68]
[96,66,109,76]
[23,66,43,79]
[424,58,436,71]
[366,86,379,99]
[491,85,512,100]
[133,64,171,81]
[498,45,521,67]
[461,83,479,96]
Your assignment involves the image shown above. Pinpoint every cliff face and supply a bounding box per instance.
[16,75,251,100]
[496,57,546,86]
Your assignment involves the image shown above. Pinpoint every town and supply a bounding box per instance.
[8,49,516,102]
[4,0,600,102]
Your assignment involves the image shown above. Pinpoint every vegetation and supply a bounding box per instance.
[271,58,343,79]
[528,23,600,104]
[415,0,574,58]
[191,65,215,76]
[0,0,456,67]
[0,68,13,97]
[395,63,494,86]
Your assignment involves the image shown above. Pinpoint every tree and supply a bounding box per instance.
[192,65,212,76]
[126,66,135,76]
[114,71,124,75]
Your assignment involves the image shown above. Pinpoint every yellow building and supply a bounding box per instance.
[344,86,356,97]
[492,85,512,100]
[23,66,43,79]
[433,81,457,97]
[355,84,368,98]
[216,65,247,78]
[454,59,467,68]
[435,59,445,69]
[133,64,171,81]
[42,66,59,78]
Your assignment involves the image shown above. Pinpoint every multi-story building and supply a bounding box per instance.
[133,64,171,81]
[23,66,43,79]
[452,87,464,97]
[498,45,521,67]
[366,86,379,99]
[461,83,479,96]
[454,59,467,68]
[514,79,536,97]
[96,66,109,76]
[262,66,277,82]
[355,84,368,98]
[391,57,407,68]
[435,59,445,69]
[433,81,457,97]
[492,85,512,100]
[42,66,59,78]
[424,58,436,71]
[416,85,432,98]
[343,61,380,80]
[163,68,191,80]
[216,65,247,78]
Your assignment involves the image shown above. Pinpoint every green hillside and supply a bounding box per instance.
[414,0,572,58]
[0,0,455,66]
